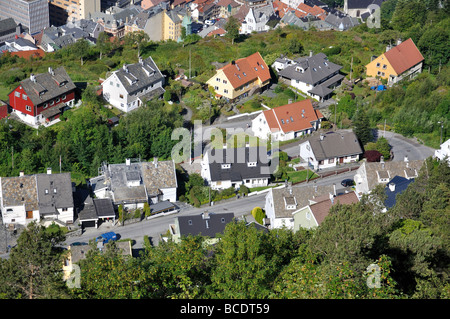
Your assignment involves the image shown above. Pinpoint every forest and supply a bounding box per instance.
[0,157,448,299]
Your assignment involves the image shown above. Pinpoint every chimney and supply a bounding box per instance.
[126,158,131,166]
[389,183,396,192]
[320,134,324,141]
[288,99,293,104]
[223,143,227,149]
[397,39,402,46]
[30,74,36,82]
[153,157,158,168]
[202,211,210,219]
[329,192,334,203]
[404,156,409,162]
[19,171,24,176]
[333,183,336,196]
[47,167,52,175]
[48,67,54,75]
[309,50,313,57]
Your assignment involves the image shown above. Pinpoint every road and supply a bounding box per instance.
[65,192,267,249]
[380,130,435,161]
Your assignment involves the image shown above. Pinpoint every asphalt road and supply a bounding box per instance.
[381,130,435,161]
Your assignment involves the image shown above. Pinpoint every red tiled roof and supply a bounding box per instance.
[309,192,359,225]
[384,38,424,75]
[208,28,226,36]
[6,49,45,60]
[263,100,323,134]
[220,52,271,89]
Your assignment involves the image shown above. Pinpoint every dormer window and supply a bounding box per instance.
[247,162,257,167]
[221,163,231,169]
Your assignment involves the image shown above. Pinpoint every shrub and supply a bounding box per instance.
[251,207,265,224]
[364,150,383,162]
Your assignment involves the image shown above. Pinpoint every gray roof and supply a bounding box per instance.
[20,66,76,107]
[90,6,141,29]
[307,131,363,161]
[0,175,39,211]
[325,11,360,30]
[176,212,235,238]
[35,172,73,215]
[0,18,17,33]
[112,56,164,96]
[206,146,271,182]
[347,0,384,9]
[269,184,336,218]
[278,53,342,86]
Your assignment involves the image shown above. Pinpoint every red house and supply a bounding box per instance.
[8,67,76,128]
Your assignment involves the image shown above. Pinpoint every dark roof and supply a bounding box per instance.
[384,176,414,209]
[150,200,177,214]
[207,146,271,182]
[19,67,76,107]
[113,56,164,95]
[278,53,342,85]
[347,0,384,9]
[93,198,115,218]
[307,131,363,161]
[177,212,235,238]
[0,18,17,33]
[35,172,73,215]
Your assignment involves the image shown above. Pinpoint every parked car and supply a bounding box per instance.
[71,242,88,246]
[341,178,355,187]
[95,232,118,244]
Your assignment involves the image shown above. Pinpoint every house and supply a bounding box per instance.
[383,175,414,211]
[276,52,343,102]
[353,159,423,196]
[63,241,132,281]
[0,18,25,44]
[343,0,384,19]
[324,9,360,31]
[293,191,359,231]
[89,5,141,38]
[201,146,271,190]
[206,52,271,102]
[77,197,116,228]
[365,38,424,86]
[435,139,450,164]
[125,6,165,42]
[90,158,177,210]
[0,169,74,227]
[240,3,276,34]
[169,211,235,244]
[102,56,165,113]
[299,131,363,170]
[251,100,324,141]
[7,66,76,128]
[141,0,168,10]
[264,183,336,229]
[216,0,240,18]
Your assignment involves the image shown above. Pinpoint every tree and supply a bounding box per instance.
[225,16,240,45]
[353,108,372,145]
[123,31,150,58]
[0,222,68,299]
[96,32,112,59]
[251,207,265,224]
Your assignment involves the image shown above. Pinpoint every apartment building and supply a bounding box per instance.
[49,0,101,26]
[0,0,49,35]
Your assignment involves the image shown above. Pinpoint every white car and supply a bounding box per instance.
[204,20,214,26]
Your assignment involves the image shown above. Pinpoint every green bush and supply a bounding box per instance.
[251,207,265,224]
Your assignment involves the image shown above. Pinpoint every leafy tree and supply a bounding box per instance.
[96,32,112,59]
[391,0,427,31]
[123,31,150,58]
[0,222,68,299]
[225,16,240,45]
[251,207,265,224]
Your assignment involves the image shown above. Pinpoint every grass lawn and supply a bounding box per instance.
[286,169,318,184]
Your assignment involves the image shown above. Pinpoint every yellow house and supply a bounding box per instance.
[365,38,424,86]
[206,52,272,101]
[162,9,183,41]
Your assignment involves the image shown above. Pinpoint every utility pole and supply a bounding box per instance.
[350,56,353,83]
[189,48,191,79]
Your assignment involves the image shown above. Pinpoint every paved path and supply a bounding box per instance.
[380,130,435,161]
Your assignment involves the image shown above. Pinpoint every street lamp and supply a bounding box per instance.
[438,121,444,145]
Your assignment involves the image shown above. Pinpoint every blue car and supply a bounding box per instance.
[95,232,118,244]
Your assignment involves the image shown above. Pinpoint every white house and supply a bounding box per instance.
[0,169,74,227]
[277,52,343,102]
[102,56,165,113]
[264,183,335,229]
[251,99,324,141]
[201,145,271,190]
[353,159,423,196]
[434,139,450,164]
[90,158,177,210]
[299,131,363,170]
[240,4,276,34]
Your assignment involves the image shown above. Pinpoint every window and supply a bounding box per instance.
[50,100,54,106]
[221,218,225,223]
[281,119,284,124]
[62,208,68,212]
[62,95,66,100]
[45,189,49,194]
[53,188,57,194]
[119,94,124,99]
[15,91,20,97]
[328,158,334,164]
[382,64,387,69]
[43,103,48,109]
[224,89,228,94]
[22,94,27,100]
[376,63,380,68]
[26,105,31,112]
[222,79,227,84]
[188,220,192,225]
[56,98,60,103]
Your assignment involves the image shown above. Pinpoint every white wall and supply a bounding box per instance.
[251,112,271,140]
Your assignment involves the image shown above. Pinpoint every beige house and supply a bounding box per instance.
[206,52,272,101]
[49,0,101,26]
